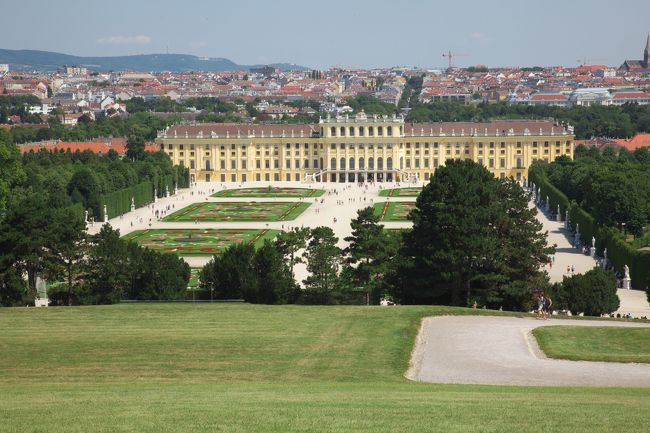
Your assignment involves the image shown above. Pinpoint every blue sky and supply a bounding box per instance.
[2,0,649,68]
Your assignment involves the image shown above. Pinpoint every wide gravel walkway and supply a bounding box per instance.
[407,316,650,387]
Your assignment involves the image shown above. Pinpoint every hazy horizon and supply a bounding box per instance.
[2,0,649,69]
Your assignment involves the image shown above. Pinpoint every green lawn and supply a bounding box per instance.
[1,304,649,433]
[123,229,280,256]
[378,187,422,197]
[213,187,325,198]
[373,201,416,221]
[163,201,311,222]
[533,325,650,363]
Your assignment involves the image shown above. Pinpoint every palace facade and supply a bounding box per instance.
[157,113,574,183]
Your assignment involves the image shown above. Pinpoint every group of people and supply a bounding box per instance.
[537,293,553,319]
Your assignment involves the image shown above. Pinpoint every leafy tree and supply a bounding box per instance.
[0,129,25,215]
[558,268,619,316]
[392,160,552,308]
[83,225,130,304]
[343,207,396,304]
[0,193,54,299]
[251,240,297,304]
[199,243,256,300]
[302,227,341,303]
[126,134,146,161]
[126,246,190,301]
[44,207,88,305]
[274,227,310,280]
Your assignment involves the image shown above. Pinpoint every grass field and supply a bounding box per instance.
[533,325,650,364]
[163,201,311,222]
[1,304,649,433]
[123,229,280,256]
[373,201,416,221]
[378,187,422,197]
[212,187,325,198]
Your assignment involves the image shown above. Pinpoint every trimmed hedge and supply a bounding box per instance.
[529,164,650,289]
[101,181,154,219]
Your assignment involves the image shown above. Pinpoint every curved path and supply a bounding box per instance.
[407,316,650,387]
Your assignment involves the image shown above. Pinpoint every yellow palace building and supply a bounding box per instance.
[156,113,574,183]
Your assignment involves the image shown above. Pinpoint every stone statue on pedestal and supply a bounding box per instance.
[623,264,631,289]
[84,210,88,224]
[130,197,135,212]
[103,205,108,223]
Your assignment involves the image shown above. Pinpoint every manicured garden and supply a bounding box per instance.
[378,187,422,197]
[162,201,311,222]
[533,325,650,364]
[212,187,325,198]
[123,229,280,256]
[0,304,648,433]
[373,201,416,221]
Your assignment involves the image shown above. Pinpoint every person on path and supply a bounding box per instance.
[544,296,553,320]
[537,293,545,319]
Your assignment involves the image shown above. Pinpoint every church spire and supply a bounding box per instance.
[645,33,650,67]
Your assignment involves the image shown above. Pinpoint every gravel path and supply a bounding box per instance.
[407,316,650,387]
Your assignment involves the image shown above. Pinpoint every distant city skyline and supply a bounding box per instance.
[2,0,650,69]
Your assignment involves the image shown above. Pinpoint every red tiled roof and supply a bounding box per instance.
[612,134,650,151]
[530,93,568,101]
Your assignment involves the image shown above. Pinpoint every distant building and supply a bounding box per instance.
[568,88,611,106]
[620,34,650,72]
[0,64,9,73]
[63,65,88,76]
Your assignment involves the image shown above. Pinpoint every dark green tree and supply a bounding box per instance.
[302,227,341,303]
[0,129,25,215]
[392,160,552,308]
[199,243,256,300]
[343,207,396,304]
[251,240,297,304]
[274,227,310,280]
[83,225,130,304]
[559,268,619,316]
[126,134,146,161]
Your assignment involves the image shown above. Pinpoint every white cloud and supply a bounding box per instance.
[97,35,152,45]
[468,32,489,44]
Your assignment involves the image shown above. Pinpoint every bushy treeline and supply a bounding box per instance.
[0,128,191,306]
[21,147,188,219]
[406,102,650,139]
[543,146,650,236]
[9,111,178,144]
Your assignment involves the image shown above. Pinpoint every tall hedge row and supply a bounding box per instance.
[529,165,650,289]
[101,181,154,219]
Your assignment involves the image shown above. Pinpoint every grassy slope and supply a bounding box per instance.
[533,326,650,363]
[0,305,649,433]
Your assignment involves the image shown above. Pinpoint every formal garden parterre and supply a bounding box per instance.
[374,201,416,221]
[124,228,280,256]
[212,187,325,198]
[162,201,311,222]
[378,187,422,197]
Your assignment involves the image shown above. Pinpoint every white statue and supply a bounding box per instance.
[603,248,607,260]
[103,205,108,223]
[624,265,630,279]
[591,237,595,248]
[84,210,88,223]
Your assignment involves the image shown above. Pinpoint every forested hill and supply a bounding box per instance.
[0,48,307,72]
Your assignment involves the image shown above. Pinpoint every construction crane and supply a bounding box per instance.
[442,51,468,69]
